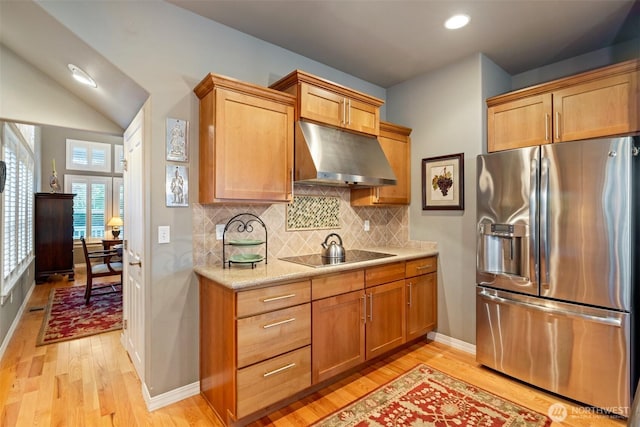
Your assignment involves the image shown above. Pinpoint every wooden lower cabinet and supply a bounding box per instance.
[199,277,311,425]
[312,290,365,383]
[406,257,438,341]
[199,256,437,425]
[365,280,406,359]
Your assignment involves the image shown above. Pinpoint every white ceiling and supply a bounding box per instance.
[1,0,638,131]
[169,0,640,87]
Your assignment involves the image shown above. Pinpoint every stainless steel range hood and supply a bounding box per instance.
[294,120,397,187]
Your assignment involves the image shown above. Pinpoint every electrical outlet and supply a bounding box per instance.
[364,220,370,231]
[158,225,170,244]
[216,224,225,240]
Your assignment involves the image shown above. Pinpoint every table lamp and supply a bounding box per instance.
[107,216,124,239]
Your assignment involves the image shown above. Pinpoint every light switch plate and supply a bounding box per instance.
[158,225,170,244]
[364,220,370,231]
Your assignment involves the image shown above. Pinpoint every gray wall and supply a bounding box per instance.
[386,54,487,344]
[511,37,639,90]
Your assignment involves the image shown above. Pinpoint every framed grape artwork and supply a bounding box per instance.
[421,153,464,210]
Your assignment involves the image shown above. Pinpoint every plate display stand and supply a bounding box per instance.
[222,213,267,268]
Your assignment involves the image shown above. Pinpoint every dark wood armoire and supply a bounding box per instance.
[34,193,75,283]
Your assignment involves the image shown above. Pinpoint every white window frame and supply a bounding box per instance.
[113,177,124,219]
[114,145,124,173]
[1,123,35,297]
[65,139,112,173]
[64,175,113,240]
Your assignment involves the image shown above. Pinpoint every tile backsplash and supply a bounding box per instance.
[192,185,435,267]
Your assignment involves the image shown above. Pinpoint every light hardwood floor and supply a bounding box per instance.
[0,273,627,426]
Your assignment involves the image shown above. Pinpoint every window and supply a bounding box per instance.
[64,175,113,239]
[2,123,35,296]
[66,139,112,173]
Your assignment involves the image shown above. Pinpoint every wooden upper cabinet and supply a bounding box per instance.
[270,70,383,135]
[487,94,552,152]
[553,71,638,142]
[351,121,412,206]
[194,73,296,203]
[487,59,639,152]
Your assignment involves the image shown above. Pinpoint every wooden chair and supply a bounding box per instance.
[80,237,123,304]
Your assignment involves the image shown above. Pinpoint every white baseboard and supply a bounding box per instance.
[0,281,36,360]
[427,331,476,355]
[143,380,200,412]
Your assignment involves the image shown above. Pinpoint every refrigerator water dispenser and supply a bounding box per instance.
[477,222,528,277]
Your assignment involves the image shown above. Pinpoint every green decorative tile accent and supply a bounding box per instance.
[287,195,340,230]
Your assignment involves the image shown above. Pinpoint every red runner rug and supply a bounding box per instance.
[313,364,551,426]
[36,285,122,346]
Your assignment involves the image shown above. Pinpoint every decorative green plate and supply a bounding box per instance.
[228,254,264,263]
[227,239,265,246]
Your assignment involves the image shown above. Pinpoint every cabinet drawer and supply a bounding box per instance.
[236,346,311,418]
[406,256,437,277]
[365,262,405,288]
[237,280,311,317]
[312,269,364,300]
[237,303,311,368]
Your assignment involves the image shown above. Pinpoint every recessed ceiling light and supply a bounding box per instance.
[445,14,470,30]
[67,64,97,88]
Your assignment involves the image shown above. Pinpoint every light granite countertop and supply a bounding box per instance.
[194,247,438,290]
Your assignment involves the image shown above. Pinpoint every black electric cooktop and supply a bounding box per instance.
[280,249,395,268]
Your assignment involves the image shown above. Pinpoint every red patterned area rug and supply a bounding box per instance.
[313,364,551,427]
[36,285,122,346]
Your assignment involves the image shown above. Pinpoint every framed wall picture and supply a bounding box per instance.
[166,118,188,162]
[166,165,189,207]
[422,153,464,210]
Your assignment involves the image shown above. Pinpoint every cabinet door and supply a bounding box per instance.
[375,131,410,204]
[35,193,75,282]
[365,280,406,359]
[351,122,411,206]
[312,290,365,383]
[215,87,294,202]
[299,82,344,128]
[553,71,639,142]
[487,94,552,152]
[406,272,437,341]
[345,97,379,135]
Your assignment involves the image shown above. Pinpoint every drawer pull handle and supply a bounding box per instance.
[262,294,296,303]
[263,363,296,378]
[416,265,433,270]
[263,317,296,329]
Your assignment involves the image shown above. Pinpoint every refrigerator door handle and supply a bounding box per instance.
[478,290,623,327]
[539,157,550,289]
[529,158,539,287]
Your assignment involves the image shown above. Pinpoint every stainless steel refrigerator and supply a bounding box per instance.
[476,136,638,416]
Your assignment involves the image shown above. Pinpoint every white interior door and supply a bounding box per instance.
[123,104,146,381]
